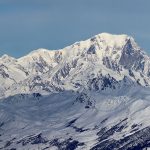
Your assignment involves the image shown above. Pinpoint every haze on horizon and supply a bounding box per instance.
[0,0,150,58]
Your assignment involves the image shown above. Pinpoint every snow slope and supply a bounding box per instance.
[0,86,150,150]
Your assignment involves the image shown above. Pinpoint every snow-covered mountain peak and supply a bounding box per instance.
[19,48,55,60]
[28,48,53,55]
[96,32,129,42]
[92,33,140,54]
[91,33,130,46]
[17,48,57,70]
[0,54,16,64]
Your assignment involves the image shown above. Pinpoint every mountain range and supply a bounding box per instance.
[0,33,150,150]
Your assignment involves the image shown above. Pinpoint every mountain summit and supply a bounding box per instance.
[0,33,150,150]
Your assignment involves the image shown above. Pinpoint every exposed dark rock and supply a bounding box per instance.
[0,122,4,127]
[91,126,150,150]
[49,138,84,150]
[4,141,12,148]
[66,118,89,133]
[66,118,77,127]
[87,45,96,54]
[17,133,48,146]
[33,92,42,98]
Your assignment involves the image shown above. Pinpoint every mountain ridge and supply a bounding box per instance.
[0,32,150,98]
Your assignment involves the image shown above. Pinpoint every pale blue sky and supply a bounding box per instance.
[0,0,150,57]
